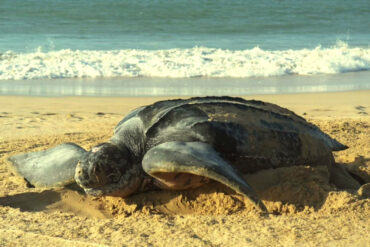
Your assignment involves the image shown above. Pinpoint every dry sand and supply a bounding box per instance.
[0,91,369,246]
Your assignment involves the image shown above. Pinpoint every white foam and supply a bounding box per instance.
[1,42,369,80]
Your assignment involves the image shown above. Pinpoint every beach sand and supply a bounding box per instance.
[0,91,369,246]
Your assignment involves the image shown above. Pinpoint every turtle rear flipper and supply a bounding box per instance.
[142,141,267,212]
[8,143,86,188]
[329,162,362,190]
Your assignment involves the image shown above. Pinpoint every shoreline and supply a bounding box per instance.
[0,91,369,246]
[1,71,370,97]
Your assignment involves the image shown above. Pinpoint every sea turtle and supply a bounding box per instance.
[8,96,361,212]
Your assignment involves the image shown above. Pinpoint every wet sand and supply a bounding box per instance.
[0,91,369,246]
[1,71,370,97]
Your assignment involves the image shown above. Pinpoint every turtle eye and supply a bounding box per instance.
[105,167,122,183]
[92,162,122,186]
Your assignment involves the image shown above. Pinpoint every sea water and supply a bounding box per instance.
[0,0,369,96]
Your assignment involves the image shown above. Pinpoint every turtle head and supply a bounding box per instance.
[75,143,142,197]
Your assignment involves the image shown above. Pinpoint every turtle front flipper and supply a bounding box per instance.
[8,143,86,188]
[142,141,267,212]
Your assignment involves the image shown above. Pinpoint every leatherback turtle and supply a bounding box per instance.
[8,96,360,212]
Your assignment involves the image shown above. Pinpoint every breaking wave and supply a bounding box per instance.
[1,42,369,80]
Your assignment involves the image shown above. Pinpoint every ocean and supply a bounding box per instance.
[0,0,369,96]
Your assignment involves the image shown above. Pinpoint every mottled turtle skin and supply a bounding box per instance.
[9,96,359,212]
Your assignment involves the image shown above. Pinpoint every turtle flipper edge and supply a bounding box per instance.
[8,143,86,188]
[142,141,267,212]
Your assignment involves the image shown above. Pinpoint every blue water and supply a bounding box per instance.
[1,0,369,52]
[0,0,369,95]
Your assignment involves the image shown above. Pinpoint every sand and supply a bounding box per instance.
[0,91,369,246]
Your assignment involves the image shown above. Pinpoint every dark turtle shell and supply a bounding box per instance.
[111,96,346,174]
